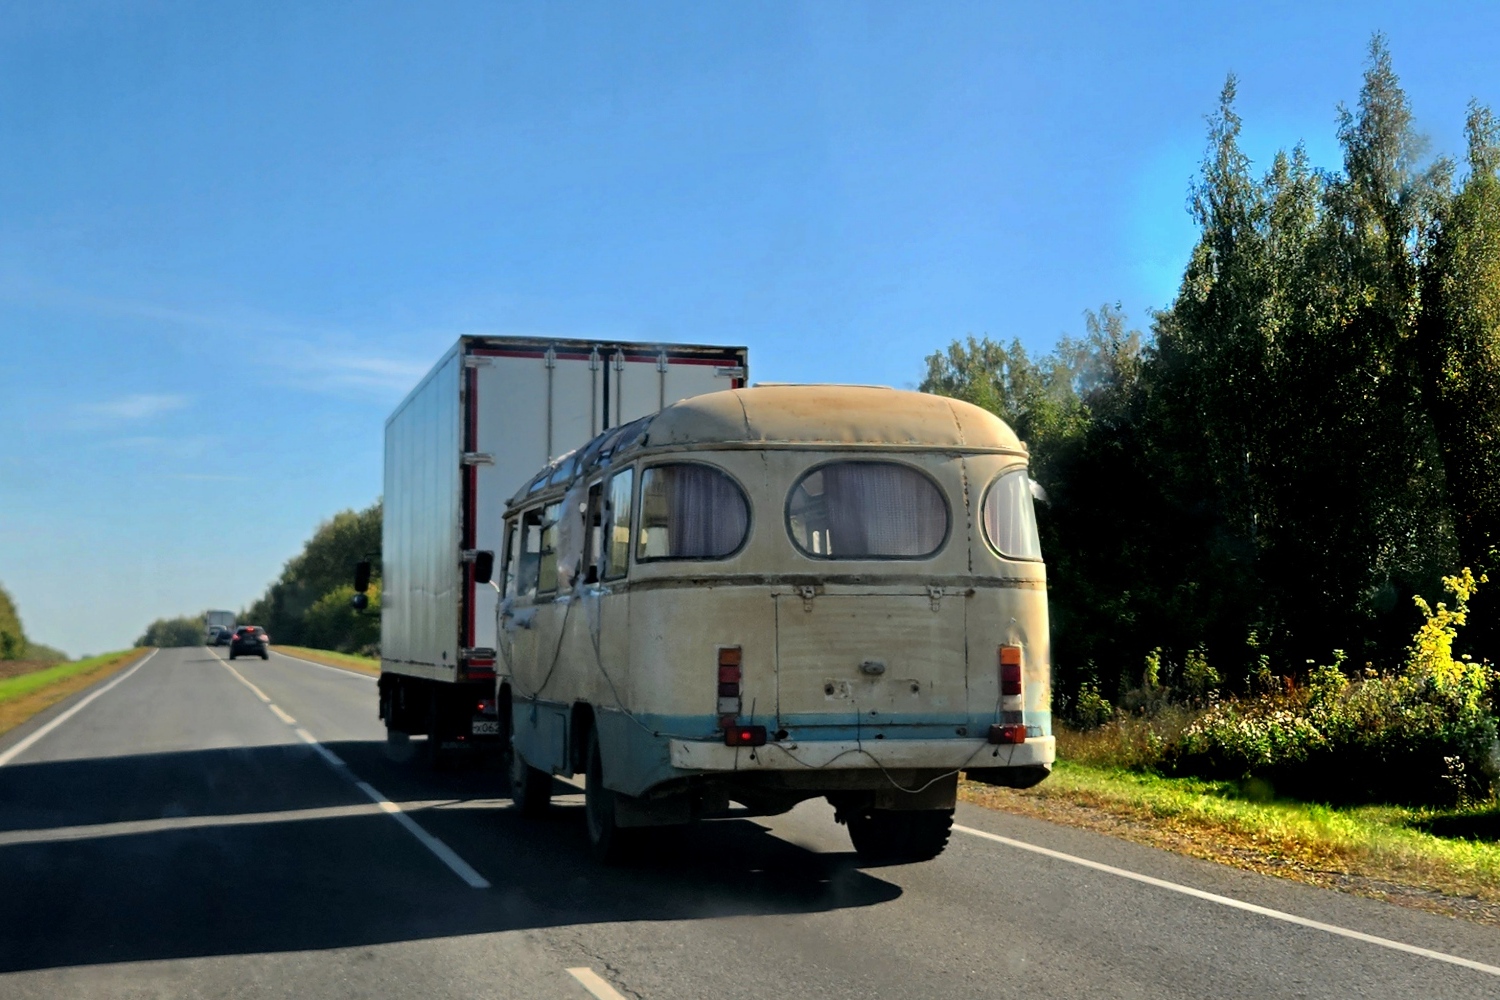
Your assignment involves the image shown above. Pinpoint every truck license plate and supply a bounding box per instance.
[471,719,499,735]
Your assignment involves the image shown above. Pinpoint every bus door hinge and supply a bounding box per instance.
[799,585,817,612]
[927,585,944,612]
[462,452,494,466]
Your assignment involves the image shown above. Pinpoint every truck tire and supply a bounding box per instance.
[510,750,552,818]
[847,808,954,864]
[584,728,637,864]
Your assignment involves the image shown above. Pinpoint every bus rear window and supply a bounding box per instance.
[787,461,948,559]
[637,463,749,561]
[982,469,1042,560]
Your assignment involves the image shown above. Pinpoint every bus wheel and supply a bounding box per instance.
[847,808,954,864]
[510,749,552,818]
[584,729,637,864]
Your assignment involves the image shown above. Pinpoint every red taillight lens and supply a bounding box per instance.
[1000,645,1022,696]
[988,723,1028,745]
[724,725,767,747]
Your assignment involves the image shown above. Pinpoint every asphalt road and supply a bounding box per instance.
[3,646,1500,999]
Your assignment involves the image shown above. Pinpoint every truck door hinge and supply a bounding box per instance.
[799,585,817,612]
[462,452,494,466]
[462,356,492,369]
[715,365,747,379]
[927,585,944,611]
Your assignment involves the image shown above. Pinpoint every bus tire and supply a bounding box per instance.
[510,750,552,818]
[847,808,954,864]
[584,728,637,864]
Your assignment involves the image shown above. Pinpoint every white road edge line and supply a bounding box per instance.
[0,649,158,767]
[271,649,378,681]
[954,823,1500,979]
[216,657,490,890]
[567,967,630,1000]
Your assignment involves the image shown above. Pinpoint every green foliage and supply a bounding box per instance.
[302,582,381,655]
[136,616,205,648]
[22,642,67,663]
[243,500,381,653]
[924,36,1500,707]
[1071,680,1115,731]
[0,584,26,660]
[1169,571,1500,806]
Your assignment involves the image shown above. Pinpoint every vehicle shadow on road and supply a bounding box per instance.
[0,740,901,973]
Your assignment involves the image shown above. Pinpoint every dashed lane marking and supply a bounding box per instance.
[0,650,158,767]
[954,823,1500,979]
[567,967,631,1000]
[217,657,490,890]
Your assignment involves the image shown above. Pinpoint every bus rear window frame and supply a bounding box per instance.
[784,459,952,561]
[979,465,1043,562]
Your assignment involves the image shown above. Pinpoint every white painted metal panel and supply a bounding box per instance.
[382,348,462,678]
[662,360,734,409]
[551,356,595,464]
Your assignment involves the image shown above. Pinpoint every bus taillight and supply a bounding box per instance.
[999,645,1023,711]
[717,646,742,728]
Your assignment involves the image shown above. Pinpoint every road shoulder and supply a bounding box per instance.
[0,648,153,745]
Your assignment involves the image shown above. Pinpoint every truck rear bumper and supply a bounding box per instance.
[667,735,1055,772]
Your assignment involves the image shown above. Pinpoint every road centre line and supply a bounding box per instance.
[0,649,158,767]
[567,967,631,1000]
[954,823,1500,979]
[217,657,491,890]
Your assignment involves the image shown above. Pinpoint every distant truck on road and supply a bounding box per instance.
[360,335,749,761]
[204,610,235,643]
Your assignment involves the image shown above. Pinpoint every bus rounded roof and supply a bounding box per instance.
[641,384,1025,452]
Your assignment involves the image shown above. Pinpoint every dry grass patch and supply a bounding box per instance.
[0,649,151,737]
[962,761,1500,926]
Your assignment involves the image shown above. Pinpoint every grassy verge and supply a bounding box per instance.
[961,760,1500,925]
[273,645,380,676]
[0,649,151,738]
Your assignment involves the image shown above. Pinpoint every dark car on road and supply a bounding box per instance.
[228,625,270,660]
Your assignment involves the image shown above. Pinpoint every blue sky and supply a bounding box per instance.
[2,1,1498,655]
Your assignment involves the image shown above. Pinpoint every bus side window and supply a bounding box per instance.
[537,502,562,594]
[516,508,544,599]
[501,517,519,598]
[603,467,634,580]
[584,480,604,584]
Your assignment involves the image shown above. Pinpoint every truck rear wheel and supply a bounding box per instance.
[584,729,637,864]
[847,808,954,864]
[509,750,552,818]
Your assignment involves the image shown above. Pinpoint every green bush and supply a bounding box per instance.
[302,583,380,655]
[1167,571,1500,805]
[1072,680,1115,730]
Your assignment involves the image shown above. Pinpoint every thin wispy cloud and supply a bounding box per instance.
[80,393,190,422]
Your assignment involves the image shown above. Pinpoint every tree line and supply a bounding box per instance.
[922,36,1500,711]
[0,582,66,662]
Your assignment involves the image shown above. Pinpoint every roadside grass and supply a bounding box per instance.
[0,649,150,738]
[273,645,380,676]
[961,758,1500,925]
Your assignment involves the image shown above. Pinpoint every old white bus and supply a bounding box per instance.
[497,384,1054,862]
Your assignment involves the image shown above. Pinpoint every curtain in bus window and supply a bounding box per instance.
[638,464,748,560]
[982,469,1042,560]
[789,462,948,558]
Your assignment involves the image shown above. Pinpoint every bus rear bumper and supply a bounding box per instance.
[667,735,1055,772]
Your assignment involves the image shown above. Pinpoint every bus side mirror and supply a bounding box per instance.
[354,560,372,593]
[473,550,495,585]
[351,592,369,611]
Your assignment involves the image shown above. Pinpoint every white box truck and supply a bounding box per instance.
[366,335,748,755]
